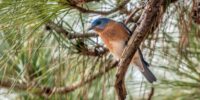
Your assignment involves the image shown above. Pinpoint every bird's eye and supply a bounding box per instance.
[96,21,101,25]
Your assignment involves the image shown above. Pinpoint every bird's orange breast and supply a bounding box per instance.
[96,21,130,59]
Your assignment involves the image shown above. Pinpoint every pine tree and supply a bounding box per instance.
[0,0,199,100]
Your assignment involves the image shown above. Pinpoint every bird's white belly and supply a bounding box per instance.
[109,40,125,60]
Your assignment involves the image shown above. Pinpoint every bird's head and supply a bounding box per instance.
[88,18,111,32]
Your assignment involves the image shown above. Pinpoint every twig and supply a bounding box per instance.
[0,61,118,96]
[46,21,98,39]
[114,0,168,100]
[68,0,130,15]
[147,87,154,100]
[124,6,143,25]
[79,48,108,57]
[69,0,100,5]
[46,21,108,56]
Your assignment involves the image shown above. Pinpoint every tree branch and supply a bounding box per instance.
[0,61,118,96]
[46,21,108,56]
[68,0,100,5]
[69,0,100,4]
[46,21,98,39]
[68,0,130,15]
[77,47,109,57]
[147,87,155,100]
[124,6,144,25]
[114,0,173,99]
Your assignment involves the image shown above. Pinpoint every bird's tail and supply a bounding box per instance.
[140,62,157,83]
[137,48,156,83]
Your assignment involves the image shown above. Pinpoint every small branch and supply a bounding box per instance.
[68,0,130,15]
[46,21,108,56]
[83,0,100,2]
[78,47,109,57]
[191,0,200,24]
[69,0,100,4]
[147,87,154,100]
[124,6,144,25]
[0,61,118,96]
[68,33,98,39]
[46,21,98,39]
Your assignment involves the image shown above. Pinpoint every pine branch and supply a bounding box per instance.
[124,6,144,25]
[69,0,100,4]
[68,0,130,15]
[46,21,108,56]
[147,87,155,100]
[0,61,118,96]
[46,21,98,39]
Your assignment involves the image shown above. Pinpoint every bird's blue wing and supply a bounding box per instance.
[119,22,150,67]
[118,22,132,36]
[137,47,149,67]
[118,22,156,83]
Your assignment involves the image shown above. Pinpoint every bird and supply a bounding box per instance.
[88,18,156,83]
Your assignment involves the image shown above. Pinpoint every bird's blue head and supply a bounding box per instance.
[88,18,111,31]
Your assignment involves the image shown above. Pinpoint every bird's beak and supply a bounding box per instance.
[87,25,95,31]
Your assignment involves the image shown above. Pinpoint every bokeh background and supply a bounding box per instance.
[0,0,199,100]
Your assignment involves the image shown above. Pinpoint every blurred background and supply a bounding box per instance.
[0,0,199,100]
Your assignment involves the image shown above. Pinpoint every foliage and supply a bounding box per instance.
[0,0,199,100]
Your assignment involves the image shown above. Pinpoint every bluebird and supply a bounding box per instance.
[88,18,156,83]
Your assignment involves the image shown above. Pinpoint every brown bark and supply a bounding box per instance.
[114,0,175,100]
